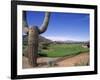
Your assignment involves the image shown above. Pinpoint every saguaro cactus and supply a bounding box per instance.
[23,11,51,67]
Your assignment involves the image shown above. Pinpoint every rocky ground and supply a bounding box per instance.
[22,52,89,69]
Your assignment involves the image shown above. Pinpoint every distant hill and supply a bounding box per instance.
[23,35,89,45]
[39,36,52,43]
[23,35,52,45]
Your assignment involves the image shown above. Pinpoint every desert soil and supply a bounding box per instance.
[22,52,89,69]
[56,52,89,67]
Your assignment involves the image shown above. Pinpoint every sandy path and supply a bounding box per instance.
[22,52,89,68]
[56,52,89,67]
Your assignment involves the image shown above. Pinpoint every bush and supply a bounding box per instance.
[38,49,47,57]
[40,42,50,50]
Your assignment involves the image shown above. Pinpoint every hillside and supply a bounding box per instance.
[23,35,52,45]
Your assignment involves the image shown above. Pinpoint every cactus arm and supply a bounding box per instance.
[38,12,51,34]
[23,11,29,33]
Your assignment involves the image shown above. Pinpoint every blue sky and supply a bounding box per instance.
[25,11,90,41]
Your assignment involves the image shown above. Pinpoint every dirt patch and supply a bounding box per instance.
[22,52,89,69]
[22,56,32,69]
[22,56,59,68]
[56,52,89,67]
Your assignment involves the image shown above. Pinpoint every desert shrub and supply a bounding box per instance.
[41,42,50,50]
[23,47,28,57]
[38,49,47,57]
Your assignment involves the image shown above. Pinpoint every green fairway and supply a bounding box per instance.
[40,44,89,57]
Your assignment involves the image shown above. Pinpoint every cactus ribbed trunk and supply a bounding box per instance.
[28,27,38,67]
